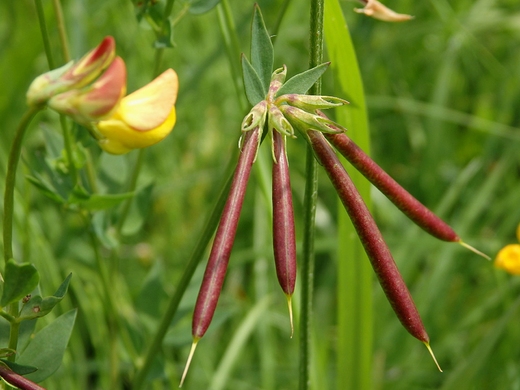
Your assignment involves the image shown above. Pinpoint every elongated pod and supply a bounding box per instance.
[325,131,458,242]
[308,130,429,343]
[192,127,261,340]
[272,130,297,335]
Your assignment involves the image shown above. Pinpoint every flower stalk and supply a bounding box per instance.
[181,126,262,386]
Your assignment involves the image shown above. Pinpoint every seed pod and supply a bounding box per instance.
[181,126,261,387]
[307,130,431,342]
[325,131,459,242]
[272,130,297,336]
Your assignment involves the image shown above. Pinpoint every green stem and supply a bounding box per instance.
[34,0,55,69]
[7,322,20,362]
[217,0,248,112]
[51,0,70,62]
[299,1,324,388]
[3,107,42,264]
[116,149,145,235]
[38,0,78,185]
[132,169,234,390]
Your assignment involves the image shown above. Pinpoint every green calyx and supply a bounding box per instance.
[240,4,349,162]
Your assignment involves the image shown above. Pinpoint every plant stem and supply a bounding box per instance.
[39,0,78,185]
[299,1,324,388]
[7,322,20,362]
[132,168,234,390]
[34,0,55,69]
[3,106,41,264]
[217,0,248,112]
[51,0,70,62]
[116,149,145,235]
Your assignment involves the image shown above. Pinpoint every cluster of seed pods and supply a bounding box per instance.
[180,67,488,385]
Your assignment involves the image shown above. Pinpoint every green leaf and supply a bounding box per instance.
[26,175,66,204]
[153,20,174,49]
[251,4,273,93]
[324,1,372,389]
[0,260,39,307]
[17,309,77,383]
[242,54,266,106]
[189,0,221,14]
[19,274,72,320]
[78,192,135,211]
[276,62,330,97]
[92,211,119,249]
[121,184,154,236]
[0,359,37,375]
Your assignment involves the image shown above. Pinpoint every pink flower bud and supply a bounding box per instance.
[27,36,116,106]
[48,57,126,125]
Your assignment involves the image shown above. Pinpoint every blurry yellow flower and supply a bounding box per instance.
[94,69,179,154]
[494,244,520,275]
[354,0,413,22]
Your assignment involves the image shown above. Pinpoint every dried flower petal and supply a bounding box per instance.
[354,0,413,22]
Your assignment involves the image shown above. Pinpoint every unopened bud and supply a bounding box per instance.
[241,100,268,133]
[278,105,347,135]
[27,36,116,106]
[276,94,348,111]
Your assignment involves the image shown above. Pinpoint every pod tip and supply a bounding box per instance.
[423,341,443,372]
[458,240,491,261]
[286,294,294,338]
[179,338,199,387]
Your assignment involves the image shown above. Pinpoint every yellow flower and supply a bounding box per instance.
[93,69,179,154]
[354,0,413,22]
[494,244,520,275]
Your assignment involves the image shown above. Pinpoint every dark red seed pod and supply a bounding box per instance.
[272,130,297,335]
[325,131,459,242]
[308,130,429,343]
[192,127,261,340]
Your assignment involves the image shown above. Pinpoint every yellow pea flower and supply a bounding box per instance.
[93,68,179,154]
[494,244,520,275]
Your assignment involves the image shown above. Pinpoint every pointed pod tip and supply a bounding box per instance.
[423,341,443,372]
[179,339,200,387]
[458,240,491,261]
[286,294,294,338]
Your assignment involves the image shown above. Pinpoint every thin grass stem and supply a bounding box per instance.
[299,1,324,389]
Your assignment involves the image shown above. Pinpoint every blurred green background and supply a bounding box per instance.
[1,0,520,389]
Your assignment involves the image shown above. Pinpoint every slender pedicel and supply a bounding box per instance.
[307,130,441,371]
[180,127,261,387]
[324,131,489,259]
[272,130,297,337]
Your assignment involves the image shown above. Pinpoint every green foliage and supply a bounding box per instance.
[17,309,77,382]
[276,62,330,97]
[0,260,39,307]
[19,274,71,320]
[250,4,273,93]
